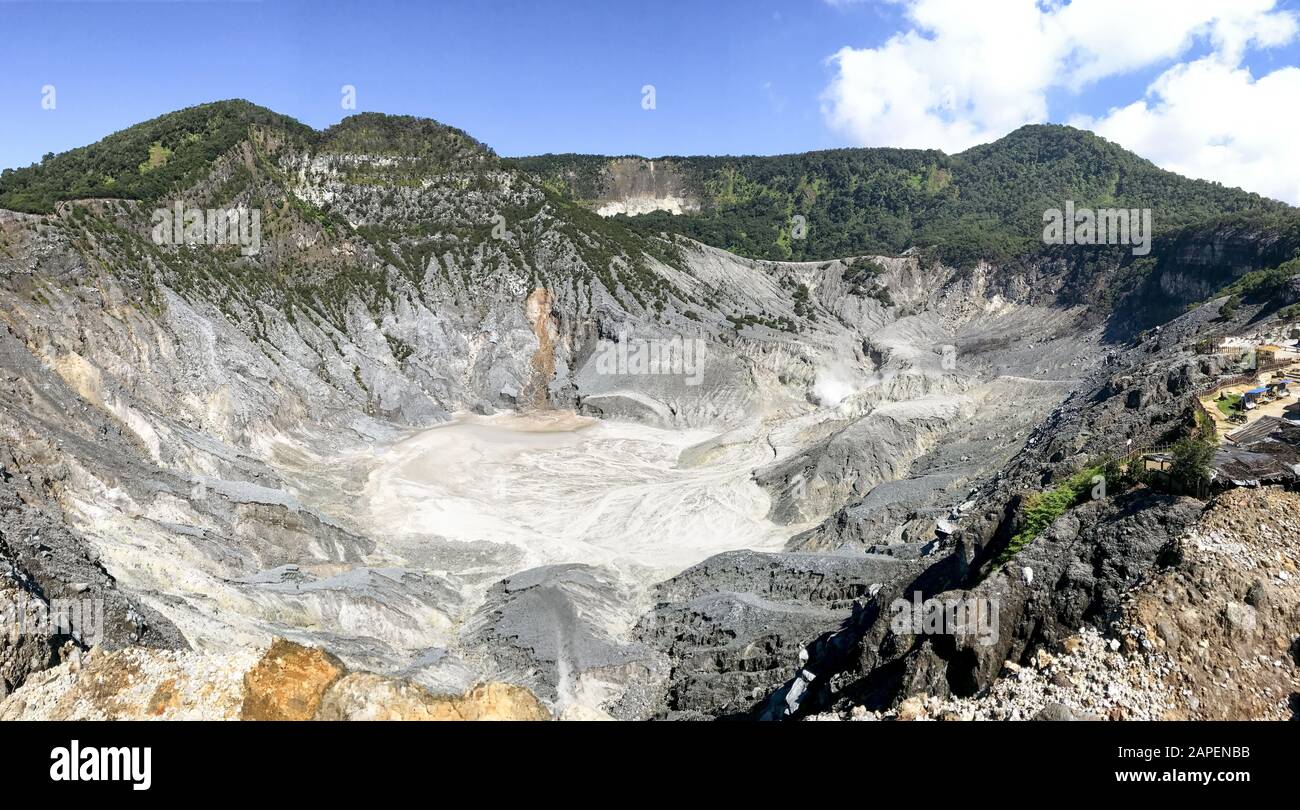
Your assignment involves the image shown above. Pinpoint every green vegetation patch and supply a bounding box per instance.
[995,464,1105,567]
[138,142,173,174]
[1216,393,1243,417]
[516,125,1284,269]
[1213,257,1300,303]
[0,100,313,213]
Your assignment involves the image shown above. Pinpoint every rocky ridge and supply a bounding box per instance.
[810,486,1299,721]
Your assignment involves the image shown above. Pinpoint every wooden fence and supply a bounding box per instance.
[1194,358,1295,399]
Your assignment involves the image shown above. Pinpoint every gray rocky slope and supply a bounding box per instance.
[0,104,1294,716]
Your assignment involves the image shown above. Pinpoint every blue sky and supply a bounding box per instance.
[1,0,1299,201]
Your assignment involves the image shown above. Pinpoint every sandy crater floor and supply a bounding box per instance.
[360,411,792,583]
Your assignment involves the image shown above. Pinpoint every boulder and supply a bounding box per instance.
[240,639,346,721]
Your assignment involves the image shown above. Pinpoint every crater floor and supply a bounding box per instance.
[359,411,793,583]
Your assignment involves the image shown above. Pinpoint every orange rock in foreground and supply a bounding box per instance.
[316,672,551,721]
[240,639,346,720]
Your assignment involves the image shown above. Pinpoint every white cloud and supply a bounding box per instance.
[1074,59,1300,204]
[821,0,1300,201]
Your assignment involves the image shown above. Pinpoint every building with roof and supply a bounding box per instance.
[1214,416,1300,488]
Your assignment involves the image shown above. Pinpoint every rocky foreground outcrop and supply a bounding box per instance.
[0,638,550,721]
[808,486,1300,721]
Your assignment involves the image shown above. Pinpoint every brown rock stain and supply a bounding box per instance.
[72,652,145,720]
[240,639,346,720]
[314,673,551,721]
[148,678,181,716]
[523,287,557,409]
[238,639,549,722]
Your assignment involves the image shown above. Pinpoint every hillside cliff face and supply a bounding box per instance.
[1,101,1297,718]
[591,159,700,217]
[526,156,701,217]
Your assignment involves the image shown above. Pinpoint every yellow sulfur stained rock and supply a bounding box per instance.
[315,672,550,721]
[240,639,346,721]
